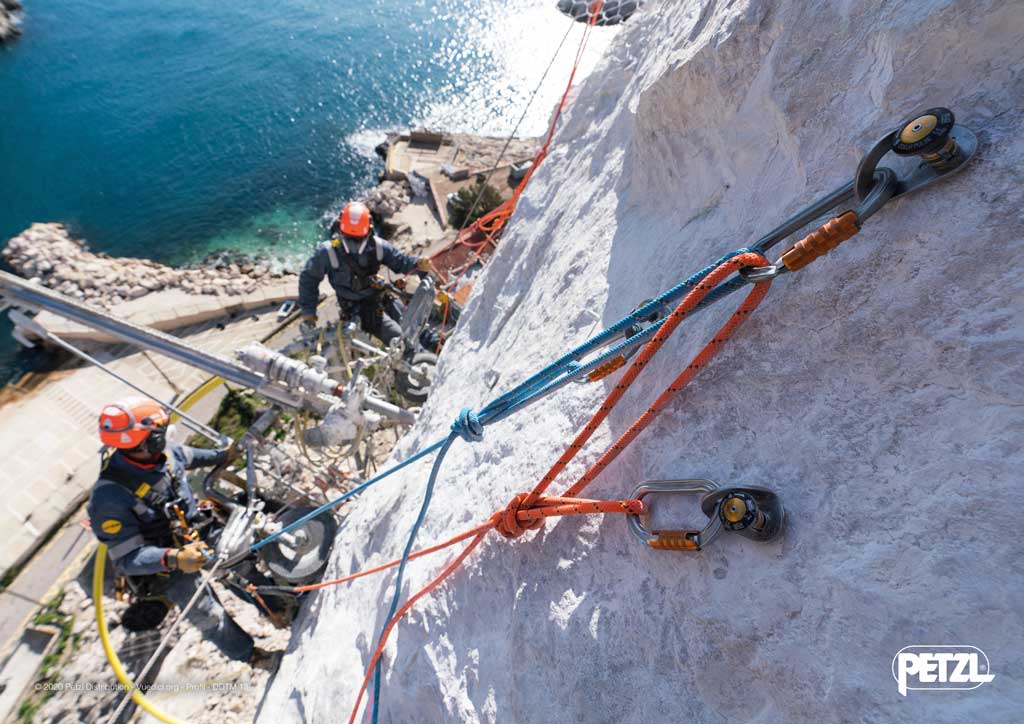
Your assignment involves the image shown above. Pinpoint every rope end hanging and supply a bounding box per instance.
[451,407,484,443]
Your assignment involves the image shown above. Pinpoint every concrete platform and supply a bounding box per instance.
[384,131,458,181]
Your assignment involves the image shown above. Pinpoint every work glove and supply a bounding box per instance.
[299,314,318,341]
[167,542,210,574]
[415,258,440,283]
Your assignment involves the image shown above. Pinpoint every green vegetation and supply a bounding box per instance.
[447,178,504,229]
[17,590,82,723]
[187,387,265,449]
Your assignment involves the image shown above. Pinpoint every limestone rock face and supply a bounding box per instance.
[258,1,1023,722]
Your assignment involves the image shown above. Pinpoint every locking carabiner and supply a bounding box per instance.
[627,480,721,550]
[627,479,784,552]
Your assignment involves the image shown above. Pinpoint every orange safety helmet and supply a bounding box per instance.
[338,201,371,238]
[99,397,169,450]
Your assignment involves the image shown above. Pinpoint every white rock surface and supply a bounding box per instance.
[259,1,1023,722]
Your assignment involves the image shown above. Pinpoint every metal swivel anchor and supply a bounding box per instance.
[700,486,784,541]
[627,479,784,551]
[891,107,964,171]
[854,105,978,206]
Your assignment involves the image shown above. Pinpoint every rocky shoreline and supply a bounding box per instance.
[0,131,536,313]
[0,0,23,43]
[2,223,296,309]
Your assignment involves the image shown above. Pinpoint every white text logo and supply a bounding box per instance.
[892,645,994,696]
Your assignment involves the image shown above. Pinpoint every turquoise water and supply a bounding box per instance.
[0,0,614,379]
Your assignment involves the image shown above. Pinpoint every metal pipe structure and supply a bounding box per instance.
[7,308,227,445]
[0,270,267,388]
[0,270,415,425]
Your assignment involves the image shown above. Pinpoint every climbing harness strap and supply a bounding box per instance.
[323,241,340,270]
[94,479,152,518]
[326,235,385,270]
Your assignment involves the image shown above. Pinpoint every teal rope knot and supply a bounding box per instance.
[451,407,483,443]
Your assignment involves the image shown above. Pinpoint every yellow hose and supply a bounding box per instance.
[168,376,226,424]
[93,547,256,724]
[92,544,191,724]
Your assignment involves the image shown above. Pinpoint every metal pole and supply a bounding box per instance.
[0,271,267,389]
[8,309,226,445]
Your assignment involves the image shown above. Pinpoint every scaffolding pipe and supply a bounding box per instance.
[0,270,267,389]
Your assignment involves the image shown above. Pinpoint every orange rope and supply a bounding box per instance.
[292,522,491,593]
[346,251,772,722]
[246,585,286,629]
[432,1,602,294]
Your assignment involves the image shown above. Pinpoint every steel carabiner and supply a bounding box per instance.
[627,479,784,551]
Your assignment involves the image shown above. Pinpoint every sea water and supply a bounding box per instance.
[0,0,615,380]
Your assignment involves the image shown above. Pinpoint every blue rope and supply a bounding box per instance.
[366,249,755,718]
[248,246,761,722]
[450,406,484,442]
[477,248,753,424]
[370,408,482,723]
[252,248,754,553]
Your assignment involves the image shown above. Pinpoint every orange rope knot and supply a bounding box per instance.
[489,494,647,539]
[490,493,545,539]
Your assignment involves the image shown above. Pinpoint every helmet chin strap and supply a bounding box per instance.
[145,428,167,456]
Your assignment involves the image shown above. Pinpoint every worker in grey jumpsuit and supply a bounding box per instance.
[297,200,438,350]
[89,397,255,662]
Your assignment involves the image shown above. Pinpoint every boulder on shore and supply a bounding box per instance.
[2,223,294,308]
[0,0,23,43]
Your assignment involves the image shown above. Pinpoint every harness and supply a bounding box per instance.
[324,236,385,295]
[95,452,186,546]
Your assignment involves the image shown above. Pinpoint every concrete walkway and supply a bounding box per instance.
[30,280,295,344]
[0,504,94,663]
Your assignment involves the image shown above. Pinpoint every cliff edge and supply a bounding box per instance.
[259,1,1024,721]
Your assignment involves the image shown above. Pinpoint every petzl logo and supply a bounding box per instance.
[892,645,994,696]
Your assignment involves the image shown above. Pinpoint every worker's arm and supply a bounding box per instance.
[178,444,229,470]
[298,248,328,318]
[377,238,419,276]
[90,492,171,576]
